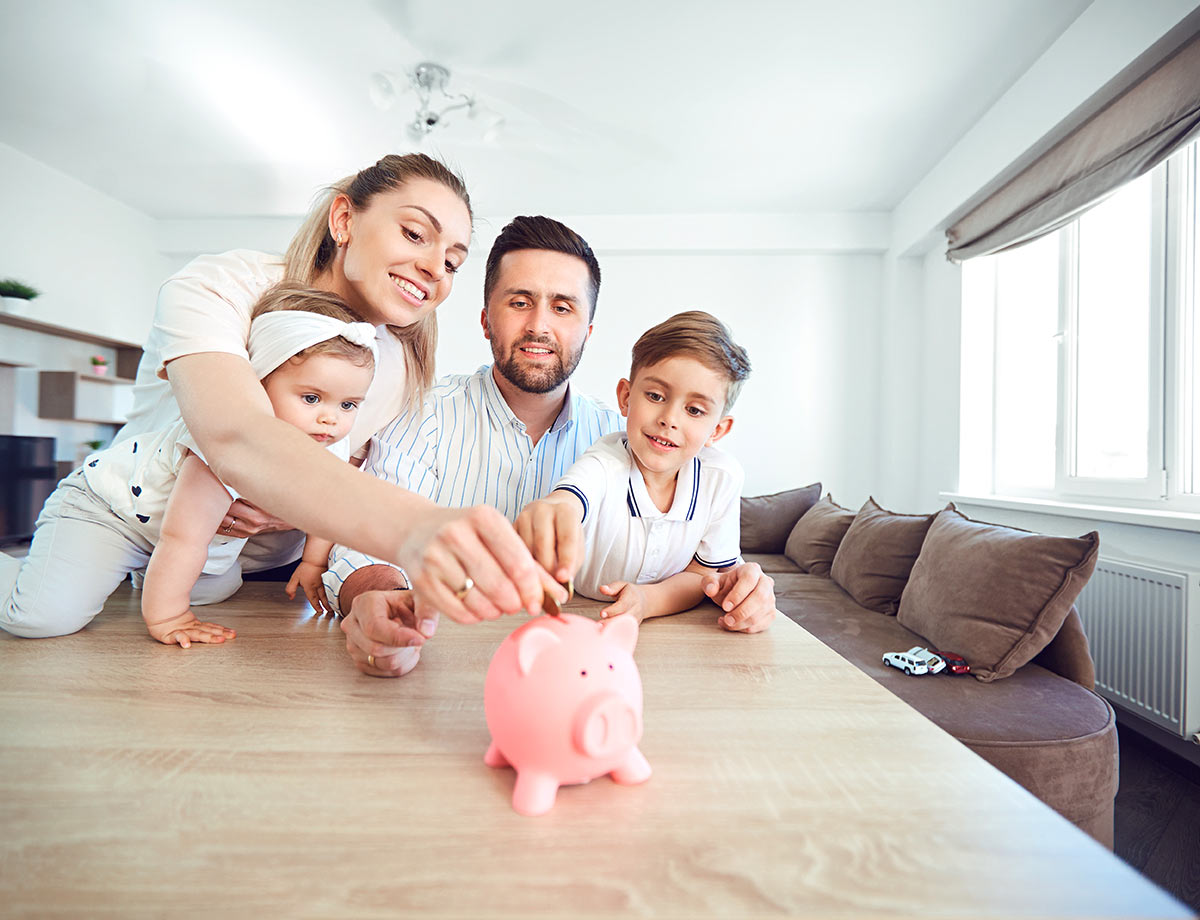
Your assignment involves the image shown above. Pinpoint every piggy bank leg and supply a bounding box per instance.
[511,770,561,816]
[484,741,510,768]
[610,747,652,785]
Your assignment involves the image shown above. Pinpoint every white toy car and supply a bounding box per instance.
[905,646,946,674]
[882,651,929,676]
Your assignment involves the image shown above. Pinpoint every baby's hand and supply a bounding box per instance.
[287,561,333,616]
[514,498,584,583]
[599,581,647,622]
[145,611,236,648]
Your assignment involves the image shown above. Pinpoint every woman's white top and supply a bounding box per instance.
[116,250,410,454]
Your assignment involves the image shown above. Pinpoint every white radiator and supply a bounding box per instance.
[1074,558,1200,741]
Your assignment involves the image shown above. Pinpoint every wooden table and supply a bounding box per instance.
[0,582,1189,918]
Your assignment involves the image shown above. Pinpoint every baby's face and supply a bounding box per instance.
[262,354,373,446]
[617,356,732,479]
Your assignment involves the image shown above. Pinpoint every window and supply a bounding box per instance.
[961,138,1199,511]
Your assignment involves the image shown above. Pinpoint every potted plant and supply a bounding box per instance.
[90,354,109,376]
[0,278,39,316]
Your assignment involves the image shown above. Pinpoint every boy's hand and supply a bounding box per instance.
[286,560,333,616]
[515,498,584,583]
[145,611,236,648]
[703,563,777,633]
[599,581,648,622]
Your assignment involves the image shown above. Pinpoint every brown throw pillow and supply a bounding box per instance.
[830,497,939,614]
[896,509,1100,682]
[740,483,822,553]
[783,494,854,575]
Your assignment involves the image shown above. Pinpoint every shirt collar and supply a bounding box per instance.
[623,438,701,522]
[479,364,577,436]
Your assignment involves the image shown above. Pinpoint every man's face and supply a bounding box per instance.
[482,249,594,394]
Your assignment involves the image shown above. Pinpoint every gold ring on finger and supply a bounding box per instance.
[367,654,375,668]
[454,577,475,601]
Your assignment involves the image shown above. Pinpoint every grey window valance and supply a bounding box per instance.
[946,11,1200,263]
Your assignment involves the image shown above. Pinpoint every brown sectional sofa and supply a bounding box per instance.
[742,486,1119,847]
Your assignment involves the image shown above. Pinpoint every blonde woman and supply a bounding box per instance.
[119,154,563,671]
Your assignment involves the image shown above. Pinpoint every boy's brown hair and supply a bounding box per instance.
[630,310,751,412]
[251,281,375,370]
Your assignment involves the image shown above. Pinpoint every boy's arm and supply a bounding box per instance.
[142,452,238,647]
[286,534,336,615]
[514,490,585,583]
[599,560,711,622]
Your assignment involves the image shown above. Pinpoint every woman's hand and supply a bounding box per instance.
[216,499,292,539]
[145,610,236,648]
[286,561,333,615]
[400,504,567,625]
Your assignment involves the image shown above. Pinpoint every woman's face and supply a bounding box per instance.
[333,178,472,327]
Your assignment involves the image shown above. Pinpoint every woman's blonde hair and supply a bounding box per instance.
[283,153,471,410]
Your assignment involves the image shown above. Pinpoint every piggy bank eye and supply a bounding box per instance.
[608,663,614,670]
[580,670,587,677]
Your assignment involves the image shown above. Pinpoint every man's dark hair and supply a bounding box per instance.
[483,215,601,319]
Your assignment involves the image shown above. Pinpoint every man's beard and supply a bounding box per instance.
[492,335,585,395]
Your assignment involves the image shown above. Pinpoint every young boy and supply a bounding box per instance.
[516,310,776,632]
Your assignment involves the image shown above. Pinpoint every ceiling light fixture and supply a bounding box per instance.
[370,62,504,145]
[405,62,474,142]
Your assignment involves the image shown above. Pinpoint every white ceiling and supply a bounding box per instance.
[0,0,1092,220]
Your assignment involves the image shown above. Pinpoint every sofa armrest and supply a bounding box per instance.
[1031,606,1096,689]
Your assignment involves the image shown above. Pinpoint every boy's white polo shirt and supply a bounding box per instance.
[554,431,743,600]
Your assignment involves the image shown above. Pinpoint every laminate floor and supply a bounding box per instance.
[1114,728,1200,913]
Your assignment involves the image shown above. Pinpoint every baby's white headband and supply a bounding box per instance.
[247,311,379,380]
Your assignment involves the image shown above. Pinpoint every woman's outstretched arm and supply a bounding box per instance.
[167,352,553,621]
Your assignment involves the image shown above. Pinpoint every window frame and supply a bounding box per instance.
[962,140,1200,513]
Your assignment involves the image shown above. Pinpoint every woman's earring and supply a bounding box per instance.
[336,234,345,247]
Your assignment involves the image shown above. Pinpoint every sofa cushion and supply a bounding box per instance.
[783,494,854,575]
[829,497,938,614]
[740,483,822,553]
[897,508,1100,682]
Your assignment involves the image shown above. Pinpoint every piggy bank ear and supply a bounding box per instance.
[516,625,562,676]
[600,614,638,654]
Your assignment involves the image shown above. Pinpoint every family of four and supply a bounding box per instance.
[0,153,777,676]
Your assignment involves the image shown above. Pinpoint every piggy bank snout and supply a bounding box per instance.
[572,692,642,759]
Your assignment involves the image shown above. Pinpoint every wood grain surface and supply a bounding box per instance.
[0,582,1189,918]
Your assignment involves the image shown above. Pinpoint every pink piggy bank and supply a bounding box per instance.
[484,613,652,816]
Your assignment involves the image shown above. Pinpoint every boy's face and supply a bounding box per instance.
[262,353,373,446]
[616,356,734,480]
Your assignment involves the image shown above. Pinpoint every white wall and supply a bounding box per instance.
[0,141,175,459]
[0,141,173,343]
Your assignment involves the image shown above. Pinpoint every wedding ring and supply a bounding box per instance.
[454,577,475,601]
[367,654,375,668]
[223,518,236,535]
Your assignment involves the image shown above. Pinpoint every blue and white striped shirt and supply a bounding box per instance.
[323,365,622,609]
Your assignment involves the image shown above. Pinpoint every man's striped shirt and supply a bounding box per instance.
[323,365,622,610]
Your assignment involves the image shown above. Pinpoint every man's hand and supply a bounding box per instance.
[286,561,333,615]
[598,581,648,623]
[340,589,437,677]
[514,497,584,583]
[217,498,292,539]
[703,563,777,633]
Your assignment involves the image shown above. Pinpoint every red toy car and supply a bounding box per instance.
[938,652,970,675]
